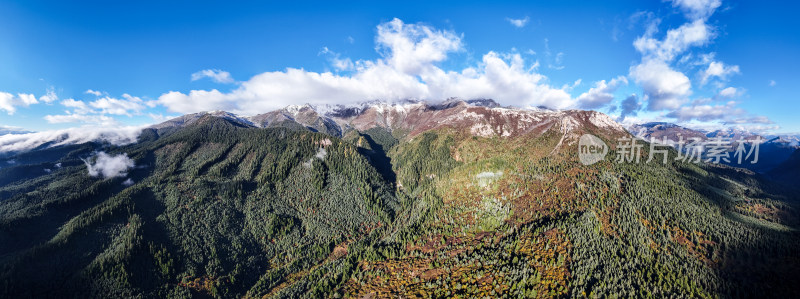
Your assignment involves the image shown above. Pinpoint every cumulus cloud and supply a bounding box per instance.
[630,60,691,110]
[506,16,530,28]
[628,0,756,130]
[45,94,151,126]
[83,151,135,178]
[633,19,713,62]
[700,61,739,85]
[158,18,576,115]
[716,86,741,98]
[375,19,463,75]
[669,0,722,20]
[88,94,147,116]
[0,126,142,153]
[85,89,104,96]
[61,98,94,114]
[629,4,718,113]
[576,76,628,108]
[191,69,235,84]
[0,92,39,114]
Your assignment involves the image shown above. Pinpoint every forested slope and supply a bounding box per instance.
[0,116,398,297]
[1,110,798,298]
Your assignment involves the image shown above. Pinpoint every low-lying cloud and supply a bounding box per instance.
[83,151,135,178]
[0,126,143,153]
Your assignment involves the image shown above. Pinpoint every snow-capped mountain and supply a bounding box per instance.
[152,99,630,148]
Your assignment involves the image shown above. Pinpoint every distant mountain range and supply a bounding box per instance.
[0,127,32,136]
[629,121,799,173]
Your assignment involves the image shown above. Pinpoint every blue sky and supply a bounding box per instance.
[1,0,798,134]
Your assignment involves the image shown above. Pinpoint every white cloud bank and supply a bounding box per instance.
[158,18,577,115]
[0,126,142,153]
[83,151,135,178]
[44,93,153,126]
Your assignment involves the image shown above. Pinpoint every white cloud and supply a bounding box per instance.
[375,18,463,75]
[725,116,772,125]
[0,126,142,153]
[46,94,151,126]
[191,69,235,84]
[625,0,768,133]
[320,47,355,71]
[630,59,691,110]
[506,16,530,28]
[716,86,740,98]
[61,98,94,114]
[669,0,722,20]
[665,101,743,121]
[633,19,713,62]
[0,92,39,114]
[629,13,715,112]
[0,92,15,114]
[576,76,628,108]
[88,94,147,116]
[700,61,739,85]
[18,93,38,105]
[83,151,135,178]
[38,87,58,103]
[158,18,577,115]
[85,89,104,96]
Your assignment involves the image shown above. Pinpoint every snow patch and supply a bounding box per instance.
[470,123,495,137]
[560,116,580,133]
[589,112,623,131]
